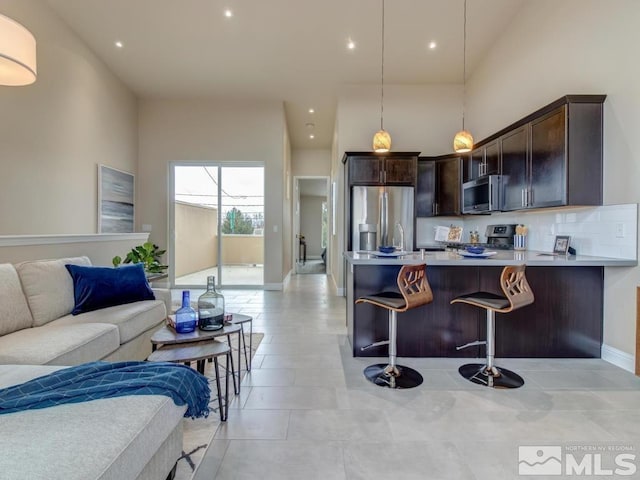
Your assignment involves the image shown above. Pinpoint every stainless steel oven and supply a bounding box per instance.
[462,175,502,214]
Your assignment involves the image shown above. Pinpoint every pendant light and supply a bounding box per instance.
[453,0,473,153]
[0,13,37,86]
[372,0,391,153]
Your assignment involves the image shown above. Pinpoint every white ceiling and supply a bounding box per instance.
[45,0,525,149]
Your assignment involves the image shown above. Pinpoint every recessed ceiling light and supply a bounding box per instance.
[115,41,123,48]
[428,41,437,50]
[308,108,315,114]
[347,38,356,50]
[224,9,233,18]
[309,134,315,139]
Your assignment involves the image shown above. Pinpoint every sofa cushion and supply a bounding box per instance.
[65,263,155,315]
[0,264,33,336]
[52,300,166,344]
[16,256,91,327]
[0,323,119,365]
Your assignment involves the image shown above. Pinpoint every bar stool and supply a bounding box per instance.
[450,264,534,389]
[356,264,433,389]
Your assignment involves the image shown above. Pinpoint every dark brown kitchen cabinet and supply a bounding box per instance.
[416,160,435,217]
[466,140,500,181]
[417,155,461,216]
[528,107,566,208]
[342,152,419,186]
[500,125,529,211]
[499,96,603,211]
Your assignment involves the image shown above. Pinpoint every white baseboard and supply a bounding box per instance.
[263,282,283,291]
[601,344,635,373]
[282,270,292,289]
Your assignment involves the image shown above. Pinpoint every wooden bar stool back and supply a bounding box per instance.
[451,264,534,388]
[356,264,433,388]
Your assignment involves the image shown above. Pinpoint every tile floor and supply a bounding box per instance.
[190,274,640,480]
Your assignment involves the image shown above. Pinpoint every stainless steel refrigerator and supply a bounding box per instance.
[351,186,414,252]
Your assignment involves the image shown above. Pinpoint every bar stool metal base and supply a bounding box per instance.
[458,363,524,389]
[364,363,423,389]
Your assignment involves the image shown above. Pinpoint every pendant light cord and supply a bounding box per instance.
[462,0,467,131]
[380,0,385,131]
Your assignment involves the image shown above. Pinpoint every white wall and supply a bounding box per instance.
[292,149,331,177]
[337,84,462,155]
[0,0,138,235]
[465,0,640,356]
[137,98,287,288]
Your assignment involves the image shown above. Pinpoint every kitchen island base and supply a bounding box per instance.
[346,263,603,358]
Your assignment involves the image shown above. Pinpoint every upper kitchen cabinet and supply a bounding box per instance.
[500,125,529,211]
[342,152,419,186]
[465,140,500,182]
[498,95,605,211]
[417,155,462,216]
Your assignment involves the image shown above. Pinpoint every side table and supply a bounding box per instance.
[152,321,243,395]
[147,340,230,421]
[226,313,254,372]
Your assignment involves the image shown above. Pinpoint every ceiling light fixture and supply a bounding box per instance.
[428,41,437,50]
[347,38,355,50]
[0,13,36,86]
[453,0,473,153]
[224,9,233,18]
[308,108,315,114]
[309,134,315,139]
[372,0,391,153]
[115,41,123,48]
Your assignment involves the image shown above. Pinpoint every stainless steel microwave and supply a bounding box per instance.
[462,175,502,214]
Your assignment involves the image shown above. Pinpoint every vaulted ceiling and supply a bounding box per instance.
[46,0,525,149]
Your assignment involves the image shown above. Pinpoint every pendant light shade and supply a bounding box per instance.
[453,0,472,153]
[372,0,391,152]
[0,13,36,86]
[453,130,473,153]
[373,129,391,153]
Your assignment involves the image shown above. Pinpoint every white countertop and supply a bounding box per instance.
[344,249,637,267]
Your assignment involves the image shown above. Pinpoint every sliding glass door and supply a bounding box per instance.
[171,163,264,288]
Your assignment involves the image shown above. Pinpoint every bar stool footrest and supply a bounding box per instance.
[364,363,423,389]
[458,363,524,389]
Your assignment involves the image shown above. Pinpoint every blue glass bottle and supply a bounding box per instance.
[175,291,197,333]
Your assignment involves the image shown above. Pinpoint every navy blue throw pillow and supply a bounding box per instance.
[65,263,155,315]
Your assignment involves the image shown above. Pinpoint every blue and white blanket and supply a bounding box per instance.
[0,361,211,418]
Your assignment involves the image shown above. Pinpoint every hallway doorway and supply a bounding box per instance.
[294,177,329,275]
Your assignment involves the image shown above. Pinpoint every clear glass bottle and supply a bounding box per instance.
[392,222,405,252]
[198,276,225,331]
[174,291,197,333]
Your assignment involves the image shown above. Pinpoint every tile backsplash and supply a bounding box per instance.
[416,203,637,259]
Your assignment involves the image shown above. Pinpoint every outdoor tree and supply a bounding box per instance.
[222,207,254,234]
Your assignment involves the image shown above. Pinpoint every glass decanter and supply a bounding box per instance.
[198,276,224,331]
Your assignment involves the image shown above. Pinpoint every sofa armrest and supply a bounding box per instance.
[152,288,171,316]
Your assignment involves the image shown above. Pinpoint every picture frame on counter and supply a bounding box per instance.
[553,235,571,255]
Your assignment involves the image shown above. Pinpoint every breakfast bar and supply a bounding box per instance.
[344,250,636,358]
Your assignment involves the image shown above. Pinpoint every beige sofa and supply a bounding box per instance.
[0,256,170,365]
[0,256,184,480]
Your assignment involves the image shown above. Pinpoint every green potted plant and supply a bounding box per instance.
[112,242,168,276]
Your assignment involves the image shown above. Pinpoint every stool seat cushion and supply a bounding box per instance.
[357,291,406,310]
[451,291,510,311]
